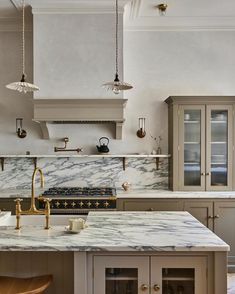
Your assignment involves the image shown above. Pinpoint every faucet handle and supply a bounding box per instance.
[38,196,50,201]
[14,198,23,203]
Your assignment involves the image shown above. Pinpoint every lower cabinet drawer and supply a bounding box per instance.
[120,200,184,211]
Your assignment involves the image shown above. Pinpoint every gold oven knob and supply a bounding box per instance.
[55,201,60,208]
[141,284,148,291]
[79,201,84,208]
[153,284,160,291]
[104,201,109,208]
[87,201,92,208]
[95,201,100,208]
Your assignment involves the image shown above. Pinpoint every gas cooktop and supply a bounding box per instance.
[42,187,116,197]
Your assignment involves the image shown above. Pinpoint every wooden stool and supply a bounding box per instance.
[0,275,53,294]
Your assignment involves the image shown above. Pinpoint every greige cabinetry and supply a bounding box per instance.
[0,198,31,215]
[118,199,184,211]
[165,96,235,191]
[93,255,207,294]
[185,200,235,271]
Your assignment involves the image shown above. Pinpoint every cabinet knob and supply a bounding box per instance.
[153,284,161,291]
[208,215,213,219]
[201,173,206,176]
[141,284,148,291]
[206,172,211,176]
[148,208,154,211]
[214,214,220,219]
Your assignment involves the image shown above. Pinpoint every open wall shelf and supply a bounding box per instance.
[0,154,171,172]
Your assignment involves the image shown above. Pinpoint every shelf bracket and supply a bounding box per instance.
[122,157,126,171]
[156,158,160,170]
[0,157,4,171]
[33,157,37,169]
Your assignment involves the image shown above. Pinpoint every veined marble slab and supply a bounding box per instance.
[0,157,168,191]
[117,190,235,199]
[0,211,229,252]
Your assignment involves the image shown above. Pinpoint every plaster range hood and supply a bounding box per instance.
[33,98,128,140]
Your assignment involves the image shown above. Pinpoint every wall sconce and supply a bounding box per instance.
[137,118,146,138]
[16,118,27,138]
[156,3,168,15]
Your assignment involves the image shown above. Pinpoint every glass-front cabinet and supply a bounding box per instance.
[166,97,235,191]
[93,256,206,294]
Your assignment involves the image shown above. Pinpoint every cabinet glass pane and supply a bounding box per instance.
[105,268,138,294]
[162,268,195,294]
[184,110,201,186]
[210,110,228,186]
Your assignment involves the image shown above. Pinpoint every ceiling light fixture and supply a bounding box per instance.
[6,0,39,93]
[156,3,168,16]
[102,0,133,95]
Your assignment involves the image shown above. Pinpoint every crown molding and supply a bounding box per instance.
[125,16,235,31]
[12,0,129,14]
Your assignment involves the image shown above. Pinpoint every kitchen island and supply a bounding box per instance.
[0,211,229,294]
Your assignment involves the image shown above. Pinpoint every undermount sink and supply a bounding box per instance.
[0,213,87,227]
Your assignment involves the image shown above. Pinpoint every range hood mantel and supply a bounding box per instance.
[33,98,128,140]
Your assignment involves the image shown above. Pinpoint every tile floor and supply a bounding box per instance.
[228,274,235,294]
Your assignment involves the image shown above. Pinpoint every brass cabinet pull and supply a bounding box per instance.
[148,208,154,211]
[153,284,161,291]
[214,215,220,219]
[141,284,148,291]
[206,172,211,176]
[201,172,206,176]
[208,215,213,219]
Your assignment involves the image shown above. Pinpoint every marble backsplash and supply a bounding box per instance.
[0,157,168,190]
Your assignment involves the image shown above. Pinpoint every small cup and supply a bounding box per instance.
[69,218,86,232]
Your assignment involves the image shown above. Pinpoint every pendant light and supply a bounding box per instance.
[102,0,133,95]
[6,0,39,93]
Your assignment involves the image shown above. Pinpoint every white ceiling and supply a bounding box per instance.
[1,0,235,31]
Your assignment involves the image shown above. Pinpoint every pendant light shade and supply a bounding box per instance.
[102,0,133,95]
[6,0,39,93]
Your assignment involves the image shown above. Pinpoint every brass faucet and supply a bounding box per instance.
[15,168,51,230]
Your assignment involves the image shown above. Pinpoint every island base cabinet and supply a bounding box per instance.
[151,256,207,294]
[92,255,207,294]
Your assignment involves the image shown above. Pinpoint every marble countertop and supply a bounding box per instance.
[0,211,229,252]
[117,190,235,199]
[1,189,235,199]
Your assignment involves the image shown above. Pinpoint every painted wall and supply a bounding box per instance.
[1,21,235,189]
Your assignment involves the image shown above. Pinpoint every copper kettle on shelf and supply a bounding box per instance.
[96,137,110,153]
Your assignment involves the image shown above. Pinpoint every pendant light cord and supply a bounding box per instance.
[22,0,25,76]
[115,0,119,77]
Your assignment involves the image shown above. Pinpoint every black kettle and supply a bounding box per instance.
[96,137,110,153]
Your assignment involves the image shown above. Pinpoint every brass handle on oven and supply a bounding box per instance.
[153,284,161,291]
[141,284,148,291]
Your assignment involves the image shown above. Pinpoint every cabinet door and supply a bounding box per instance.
[184,201,213,230]
[214,201,235,267]
[178,105,206,191]
[151,256,207,294]
[121,200,183,211]
[206,105,233,190]
[93,256,149,294]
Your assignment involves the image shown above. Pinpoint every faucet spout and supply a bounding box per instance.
[15,167,51,230]
[31,167,44,211]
